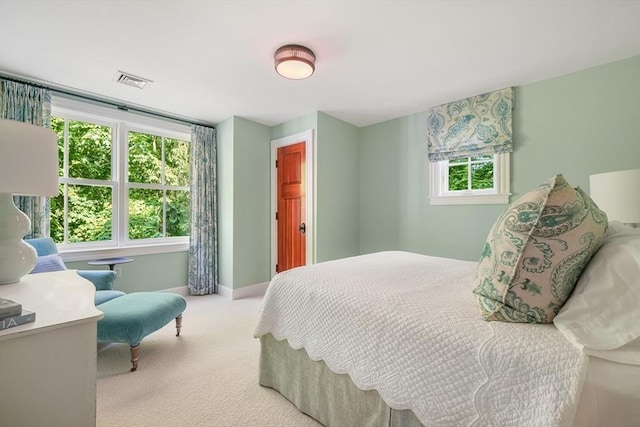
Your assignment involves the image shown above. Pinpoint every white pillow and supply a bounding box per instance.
[554,221,640,350]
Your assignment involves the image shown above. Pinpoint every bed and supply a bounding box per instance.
[253,178,640,427]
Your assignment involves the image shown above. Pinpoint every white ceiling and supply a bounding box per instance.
[1,1,639,128]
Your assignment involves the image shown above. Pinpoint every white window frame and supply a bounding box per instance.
[429,153,511,205]
[52,96,191,261]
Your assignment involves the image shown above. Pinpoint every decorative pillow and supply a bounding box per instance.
[30,253,67,274]
[473,174,608,323]
[554,221,640,350]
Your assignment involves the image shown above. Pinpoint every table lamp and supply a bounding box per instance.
[589,169,640,227]
[0,118,58,285]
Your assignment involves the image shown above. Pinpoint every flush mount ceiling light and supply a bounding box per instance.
[274,44,316,80]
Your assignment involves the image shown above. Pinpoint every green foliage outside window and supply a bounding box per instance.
[448,156,494,191]
[128,131,190,240]
[50,117,190,244]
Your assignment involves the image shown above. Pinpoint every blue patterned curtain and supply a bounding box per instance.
[188,125,218,295]
[0,79,53,238]
[426,87,513,161]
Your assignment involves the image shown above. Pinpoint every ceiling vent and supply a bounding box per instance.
[113,71,152,89]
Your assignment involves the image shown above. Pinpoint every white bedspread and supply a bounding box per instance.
[254,251,589,427]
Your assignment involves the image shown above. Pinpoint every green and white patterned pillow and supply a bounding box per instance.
[473,174,608,323]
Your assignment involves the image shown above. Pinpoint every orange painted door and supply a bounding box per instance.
[277,142,306,273]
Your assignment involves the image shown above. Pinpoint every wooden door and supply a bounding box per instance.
[277,142,306,273]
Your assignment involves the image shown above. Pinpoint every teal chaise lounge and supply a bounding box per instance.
[26,237,187,371]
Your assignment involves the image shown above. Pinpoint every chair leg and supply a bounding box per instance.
[130,345,140,372]
[175,315,183,337]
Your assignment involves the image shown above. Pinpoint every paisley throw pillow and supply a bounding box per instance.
[473,174,608,323]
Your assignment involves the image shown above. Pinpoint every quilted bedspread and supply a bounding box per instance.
[253,251,589,427]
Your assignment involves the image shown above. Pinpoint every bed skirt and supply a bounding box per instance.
[259,333,424,427]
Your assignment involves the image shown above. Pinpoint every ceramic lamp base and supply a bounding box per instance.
[0,193,37,285]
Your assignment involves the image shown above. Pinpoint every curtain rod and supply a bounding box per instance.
[0,73,215,129]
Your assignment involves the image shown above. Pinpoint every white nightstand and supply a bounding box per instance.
[0,270,103,427]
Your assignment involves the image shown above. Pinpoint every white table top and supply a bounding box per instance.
[0,270,103,341]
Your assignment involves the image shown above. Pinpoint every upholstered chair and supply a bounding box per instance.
[25,237,125,305]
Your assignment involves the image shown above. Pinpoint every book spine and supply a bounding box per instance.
[0,306,23,318]
[0,311,36,331]
[0,298,22,318]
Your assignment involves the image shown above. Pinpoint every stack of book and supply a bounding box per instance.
[0,298,36,331]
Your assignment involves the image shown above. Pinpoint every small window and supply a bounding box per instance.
[429,153,510,205]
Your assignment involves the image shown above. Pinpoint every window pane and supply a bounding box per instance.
[68,185,112,242]
[164,138,190,186]
[68,120,112,180]
[166,190,190,237]
[129,188,163,239]
[471,162,494,189]
[448,164,468,190]
[129,131,162,184]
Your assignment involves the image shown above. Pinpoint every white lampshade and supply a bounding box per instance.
[0,118,58,285]
[0,118,58,196]
[589,169,640,224]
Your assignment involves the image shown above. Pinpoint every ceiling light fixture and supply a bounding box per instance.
[274,44,316,80]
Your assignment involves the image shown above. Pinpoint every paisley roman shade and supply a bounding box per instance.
[426,87,513,161]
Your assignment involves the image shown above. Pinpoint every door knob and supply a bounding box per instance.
[298,223,306,234]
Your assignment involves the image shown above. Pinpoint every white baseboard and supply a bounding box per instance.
[160,283,269,299]
[218,282,269,300]
[161,286,190,296]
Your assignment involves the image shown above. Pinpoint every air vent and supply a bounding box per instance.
[113,71,152,89]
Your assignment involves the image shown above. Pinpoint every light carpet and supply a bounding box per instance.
[96,294,321,427]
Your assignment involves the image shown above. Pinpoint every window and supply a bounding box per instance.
[50,97,191,257]
[429,153,510,205]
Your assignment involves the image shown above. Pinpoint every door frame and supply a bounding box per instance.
[270,129,315,278]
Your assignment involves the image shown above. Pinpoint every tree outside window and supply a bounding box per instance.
[447,156,494,192]
[128,131,190,240]
[50,114,190,247]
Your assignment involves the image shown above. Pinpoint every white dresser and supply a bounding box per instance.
[0,270,103,427]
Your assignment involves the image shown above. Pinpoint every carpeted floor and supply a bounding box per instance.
[96,294,321,427]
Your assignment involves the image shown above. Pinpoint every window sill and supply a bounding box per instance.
[59,242,189,262]
[429,193,511,206]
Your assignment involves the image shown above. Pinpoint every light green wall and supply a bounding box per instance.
[66,251,188,293]
[231,117,271,287]
[270,113,317,140]
[216,116,272,290]
[315,112,360,262]
[358,55,640,261]
[512,55,640,195]
[358,119,402,252]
